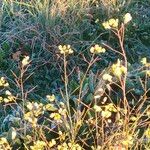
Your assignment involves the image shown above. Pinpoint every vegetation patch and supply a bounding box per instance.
[0,0,150,149]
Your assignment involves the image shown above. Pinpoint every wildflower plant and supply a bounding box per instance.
[90,44,106,54]
[0,2,150,149]
[0,77,9,87]
[58,45,74,55]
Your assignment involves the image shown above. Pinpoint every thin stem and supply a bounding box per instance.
[20,65,26,136]
[63,54,74,141]
[117,24,129,133]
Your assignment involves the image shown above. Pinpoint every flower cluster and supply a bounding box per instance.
[58,45,73,55]
[102,13,132,29]
[22,56,30,67]
[24,102,44,127]
[0,137,11,150]
[5,90,15,103]
[102,18,119,29]
[93,105,102,112]
[111,59,127,78]
[0,77,9,87]
[141,57,147,65]
[50,112,61,121]
[46,95,66,123]
[121,134,134,147]
[30,140,46,150]
[90,44,106,54]
[57,142,82,150]
[46,94,55,102]
[91,145,101,150]
[130,115,137,122]
[44,94,58,111]
[141,57,150,67]
[0,90,15,103]
[141,58,150,77]
[94,103,117,119]
[26,102,44,116]
[44,103,57,111]
[102,73,112,82]
[58,131,66,141]
[124,13,132,24]
[101,103,117,118]
[48,139,56,148]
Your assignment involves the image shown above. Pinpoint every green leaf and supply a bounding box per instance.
[85,93,93,104]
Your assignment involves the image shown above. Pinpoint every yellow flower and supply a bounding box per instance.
[113,67,122,78]
[141,57,150,67]
[0,97,3,103]
[50,113,61,121]
[102,18,119,29]
[146,70,150,77]
[130,116,137,121]
[120,66,127,74]
[93,105,102,112]
[122,135,133,146]
[1,77,5,81]
[30,140,46,150]
[49,139,56,148]
[11,128,17,140]
[0,137,11,150]
[124,13,132,24]
[0,77,9,87]
[147,109,150,116]
[3,98,9,103]
[101,97,107,104]
[46,94,55,102]
[101,110,112,118]
[102,73,112,82]
[58,142,68,150]
[117,119,123,126]
[24,112,38,127]
[58,108,67,116]
[58,142,82,150]
[108,18,119,28]
[26,102,33,110]
[3,91,15,103]
[59,102,65,107]
[105,103,117,112]
[95,19,99,23]
[90,44,106,54]
[22,56,30,67]
[5,90,12,96]
[145,128,150,138]
[97,146,102,150]
[107,119,112,123]
[141,57,147,65]
[111,59,127,78]
[4,82,9,87]
[0,137,7,144]
[44,103,57,111]
[8,95,15,102]
[58,131,66,141]
[58,45,73,55]
[102,21,111,29]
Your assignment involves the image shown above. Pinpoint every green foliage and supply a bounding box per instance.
[0,0,150,149]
